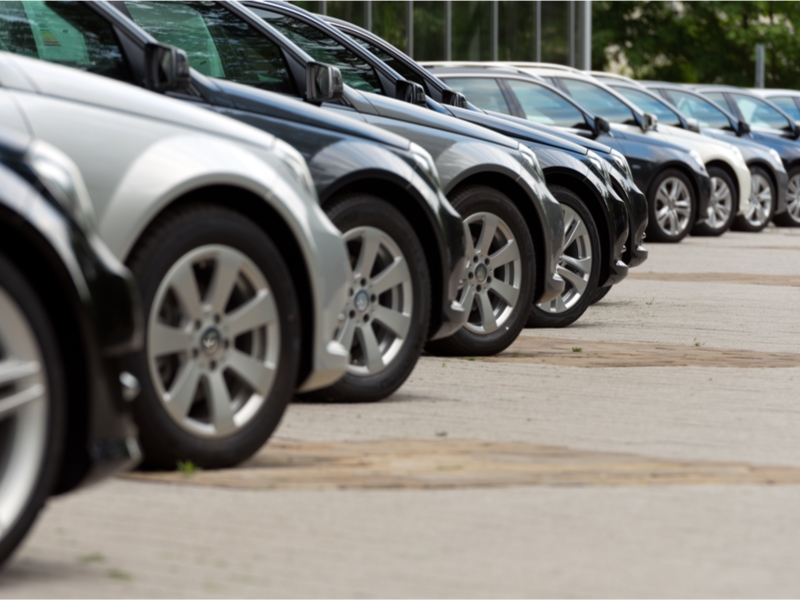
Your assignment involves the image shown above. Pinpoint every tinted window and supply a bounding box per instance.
[352,36,427,89]
[702,91,731,112]
[768,96,800,121]
[124,2,294,93]
[440,77,510,114]
[612,86,682,127]
[559,78,636,124]
[249,8,381,94]
[504,79,586,128]
[663,90,732,130]
[729,93,790,130]
[0,1,130,81]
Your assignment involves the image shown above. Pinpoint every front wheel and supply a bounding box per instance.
[0,253,66,565]
[426,185,535,356]
[302,194,430,403]
[692,166,736,236]
[733,165,775,232]
[772,167,800,227]
[527,186,601,328]
[126,204,300,470]
[646,169,696,243]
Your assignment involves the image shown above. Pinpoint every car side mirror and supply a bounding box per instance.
[641,112,658,131]
[792,121,800,139]
[441,89,468,109]
[737,120,751,135]
[396,80,426,106]
[144,42,191,93]
[686,117,700,132]
[305,62,344,104]
[593,116,610,137]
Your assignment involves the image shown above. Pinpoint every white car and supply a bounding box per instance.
[0,50,350,469]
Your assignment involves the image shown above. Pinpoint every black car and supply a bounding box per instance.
[237,0,629,327]
[0,129,142,564]
[107,1,566,354]
[604,80,788,234]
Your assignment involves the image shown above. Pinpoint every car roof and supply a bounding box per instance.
[748,88,800,97]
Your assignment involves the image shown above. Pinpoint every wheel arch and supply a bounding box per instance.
[705,159,740,209]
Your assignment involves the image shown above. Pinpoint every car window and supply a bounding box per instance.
[767,96,800,121]
[612,86,682,127]
[0,1,131,81]
[349,35,427,89]
[248,8,381,94]
[729,93,790,130]
[503,79,586,128]
[558,78,636,125]
[440,77,510,114]
[662,90,732,130]
[124,1,294,94]
[701,91,732,113]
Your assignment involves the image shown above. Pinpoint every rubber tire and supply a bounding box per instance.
[526,186,601,328]
[733,165,775,232]
[426,184,535,357]
[589,285,612,305]
[302,194,430,403]
[0,253,66,566]
[771,166,799,227]
[692,166,737,236]
[645,168,696,243]
[125,204,300,470]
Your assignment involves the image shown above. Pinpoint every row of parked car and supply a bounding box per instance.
[1,0,796,566]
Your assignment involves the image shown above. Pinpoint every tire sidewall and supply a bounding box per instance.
[774,166,800,227]
[646,168,696,243]
[126,205,299,469]
[693,166,737,236]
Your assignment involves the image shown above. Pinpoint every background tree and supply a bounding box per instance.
[592,1,800,88]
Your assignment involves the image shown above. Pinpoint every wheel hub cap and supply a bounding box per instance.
[474,263,488,283]
[200,328,222,356]
[354,289,370,313]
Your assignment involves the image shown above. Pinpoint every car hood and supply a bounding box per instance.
[210,75,411,151]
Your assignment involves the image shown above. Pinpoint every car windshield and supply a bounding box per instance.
[124,1,294,93]
[730,93,790,130]
[0,1,130,81]
[249,7,381,94]
[662,89,732,130]
[503,78,587,128]
[612,86,682,128]
[347,33,428,89]
[767,96,800,121]
[559,78,637,125]
[440,77,510,114]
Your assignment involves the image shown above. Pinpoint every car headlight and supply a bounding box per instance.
[272,138,317,200]
[518,145,545,181]
[587,150,612,185]
[609,149,633,181]
[408,142,441,187]
[688,149,707,173]
[26,140,96,233]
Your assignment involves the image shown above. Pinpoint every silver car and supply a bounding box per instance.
[0,51,350,469]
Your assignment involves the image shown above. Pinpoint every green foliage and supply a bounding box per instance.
[592,1,800,88]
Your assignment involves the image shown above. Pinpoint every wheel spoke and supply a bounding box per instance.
[338,317,357,352]
[460,283,477,313]
[668,211,678,232]
[226,291,276,338]
[206,371,236,436]
[371,256,410,296]
[561,254,592,277]
[0,359,39,387]
[357,324,383,372]
[170,261,204,321]
[564,216,583,249]
[372,305,411,339]
[354,228,382,280]
[477,214,499,256]
[150,323,193,357]
[463,221,476,260]
[489,278,519,306]
[226,349,274,396]
[208,249,243,315]
[489,239,520,268]
[0,383,44,421]
[476,292,498,332]
[558,264,588,296]
[164,360,201,422]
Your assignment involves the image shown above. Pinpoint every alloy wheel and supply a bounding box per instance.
[457,212,522,335]
[338,226,413,377]
[706,175,734,230]
[744,172,774,228]
[537,205,593,313]
[147,245,280,439]
[655,176,692,236]
[0,287,47,537]
[786,173,800,224]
